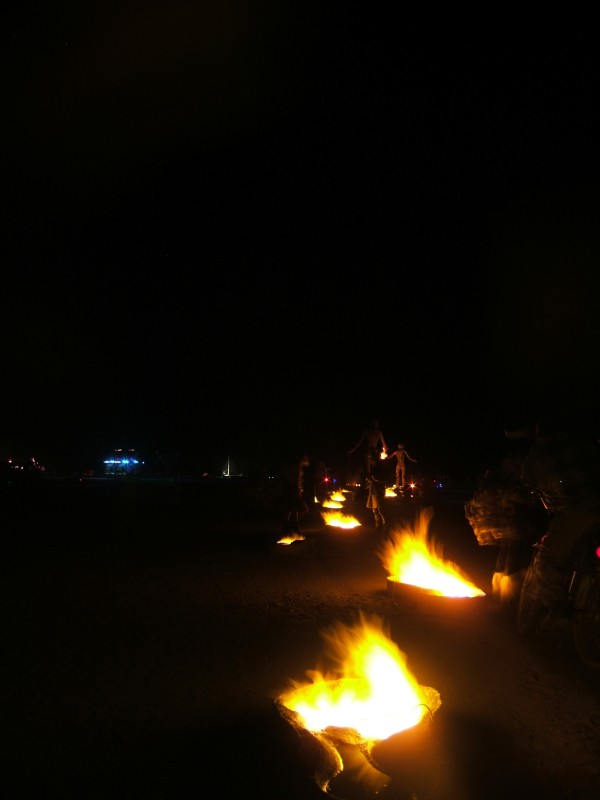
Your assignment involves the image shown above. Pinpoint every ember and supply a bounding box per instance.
[278,613,440,743]
[378,507,485,598]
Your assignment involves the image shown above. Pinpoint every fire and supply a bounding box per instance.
[491,570,521,602]
[279,614,440,742]
[385,486,397,497]
[329,491,346,502]
[379,451,387,460]
[378,507,485,598]
[321,510,361,529]
[321,491,347,508]
[277,533,306,545]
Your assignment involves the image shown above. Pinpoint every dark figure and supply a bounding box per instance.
[279,453,310,536]
[349,419,388,480]
[365,473,386,528]
[518,415,600,628]
[387,442,417,489]
[465,449,546,607]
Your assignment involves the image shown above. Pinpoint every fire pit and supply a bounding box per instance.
[320,510,361,530]
[275,613,441,797]
[378,507,485,606]
[386,577,487,624]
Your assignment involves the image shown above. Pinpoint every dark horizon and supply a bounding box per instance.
[5,13,600,477]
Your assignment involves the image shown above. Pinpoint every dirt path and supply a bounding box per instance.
[4,489,600,798]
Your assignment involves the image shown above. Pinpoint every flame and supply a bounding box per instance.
[277,534,306,545]
[329,491,346,502]
[385,486,397,497]
[279,614,440,742]
[322,499,343,509]
[377,508,485,598]
[491,570,522,602]
[379,451,387,460]
[321,511,361,529]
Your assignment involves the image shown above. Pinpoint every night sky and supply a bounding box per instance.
[4,7,600,475]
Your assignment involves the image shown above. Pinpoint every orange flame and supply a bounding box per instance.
[279,614,441,742]
[385,486,397,497]
[322,499,343,508]
[377,507,485,598]
[329,491,346,502]
[321,510,361,529]
[277,534,306,545]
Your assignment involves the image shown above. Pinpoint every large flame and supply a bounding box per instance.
[321,510,361,529]
[279,614,440,742]
[378,507,485,598]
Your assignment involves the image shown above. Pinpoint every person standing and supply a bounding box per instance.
[365,472,386,528]
[348,419,388,480]
[518,415,600,629]
[387,442,417,489]
[279,453,310,537]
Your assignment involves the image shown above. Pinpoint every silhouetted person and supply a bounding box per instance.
[365,473,386,528]
[517,413,600,628]
[278,453,310,537]
[465,448,545,607]
[349,419,388,480]
[387,442,417,489]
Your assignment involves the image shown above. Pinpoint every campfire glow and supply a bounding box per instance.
[329,491,346,502]
[378,507,485,598]
[277,533,306,545]
[492,570,521,602]
[279,614,440,743]
[321,510,361,529]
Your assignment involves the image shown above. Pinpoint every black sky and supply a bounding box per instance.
[4,7,600,473]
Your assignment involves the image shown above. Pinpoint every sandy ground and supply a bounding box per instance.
[3,481,600,799]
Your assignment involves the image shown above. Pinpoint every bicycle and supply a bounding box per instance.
[516,529,600,669]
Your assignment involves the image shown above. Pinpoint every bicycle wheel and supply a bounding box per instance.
[515,556,545,637]
[572,573,600,669]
